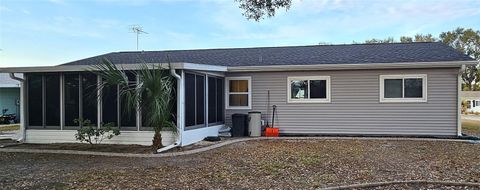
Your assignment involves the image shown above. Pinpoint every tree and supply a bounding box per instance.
[92,59,176,150]
[400,36,413,43]
[414,34,437,42]
[440,28,480,90]
[363,37,396,44]
[236,0,292,21]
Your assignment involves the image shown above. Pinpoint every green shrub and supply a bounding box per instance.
[74,119,120,145]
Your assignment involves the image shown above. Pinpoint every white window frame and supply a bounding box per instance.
[225,76,252,110]
[287,76,331,103]
[379,74,427,103]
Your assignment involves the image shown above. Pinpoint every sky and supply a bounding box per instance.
[0,0,479,67]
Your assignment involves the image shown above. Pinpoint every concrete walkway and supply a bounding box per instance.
[0,137,477,158]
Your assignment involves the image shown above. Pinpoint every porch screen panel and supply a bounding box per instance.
[81,73,97,124]
[196,75,205,125]
[208,77,217,123]
[207,77,225,124]
[27,74,43,126]
[185,72,206,128]
[64,74,79,126]
[102,84,118,126]
[216,78,224,122]
[45,74,60,127]
[185,73,196,127]
[120,72,136,127]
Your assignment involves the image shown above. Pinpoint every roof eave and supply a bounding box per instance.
[227,61,477,72]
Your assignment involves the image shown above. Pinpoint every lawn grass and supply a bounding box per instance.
[462,119,480,137]
[0,124,19,132]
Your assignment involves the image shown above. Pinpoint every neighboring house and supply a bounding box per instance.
[0,73,21,123]
[0,42,476,146]
[461,91,480,113]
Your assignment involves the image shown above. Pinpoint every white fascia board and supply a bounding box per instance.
[0,62,228,73]
[181,63,228,72]
[227,61,478,72]
[0,63,183,73]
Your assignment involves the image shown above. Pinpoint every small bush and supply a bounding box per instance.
[74,119,120,145]
[475,112,480,115]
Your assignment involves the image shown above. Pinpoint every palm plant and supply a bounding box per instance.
[91,58,176,150]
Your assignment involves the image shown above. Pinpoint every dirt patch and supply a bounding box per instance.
[9,137,234,154]
[12,143,154,154]
[1,139,479,189]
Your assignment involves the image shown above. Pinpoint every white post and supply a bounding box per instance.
[18,79,26,141]
[178,70,185,146]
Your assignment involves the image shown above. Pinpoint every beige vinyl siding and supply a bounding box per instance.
[225,68,459,136]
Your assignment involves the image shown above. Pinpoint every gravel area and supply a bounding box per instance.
[1,139,479,189]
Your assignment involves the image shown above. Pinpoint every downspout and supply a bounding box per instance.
[157,68,183,153]
[8,73,26,142]
[457,65,466,136]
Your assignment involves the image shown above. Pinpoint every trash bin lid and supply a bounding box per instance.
[248,111,261,114]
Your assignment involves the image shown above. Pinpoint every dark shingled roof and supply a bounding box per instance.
[62,42,473,67]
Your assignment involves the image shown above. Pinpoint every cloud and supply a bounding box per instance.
[0,5,12,12]
[47,0,66,5]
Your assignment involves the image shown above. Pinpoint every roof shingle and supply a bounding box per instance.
[62,42,474,67]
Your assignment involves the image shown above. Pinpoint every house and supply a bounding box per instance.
[0,73,21,123]
[461,91,480,113]
[0,42,476,148]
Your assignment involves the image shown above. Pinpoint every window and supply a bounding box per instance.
[64,73,80,127]
[27,74,43,126]
[380,74,427,102]
[185,73,206,128]
[226,77,251,109]
[208,76,224,124]
[287,76,330,103]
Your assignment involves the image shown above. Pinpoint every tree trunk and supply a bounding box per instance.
[152,130,163,151]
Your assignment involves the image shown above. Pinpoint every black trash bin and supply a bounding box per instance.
[232,113,248,137]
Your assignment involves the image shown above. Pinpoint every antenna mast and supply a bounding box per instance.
[129,25,148,50]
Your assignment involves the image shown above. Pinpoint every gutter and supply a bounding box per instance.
[157,68,183,153]
[8,73,25,142]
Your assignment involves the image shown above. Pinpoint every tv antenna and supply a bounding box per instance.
[129,25,148,50]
